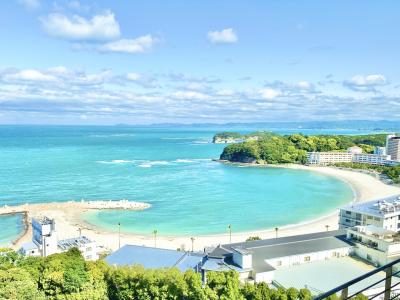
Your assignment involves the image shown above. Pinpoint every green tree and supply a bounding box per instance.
[0,268,45,300]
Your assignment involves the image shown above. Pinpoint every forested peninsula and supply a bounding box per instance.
[217,132,387,164]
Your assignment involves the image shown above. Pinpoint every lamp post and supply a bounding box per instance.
[275,227,279,238]
[190,237,195,252]
[78,228,82,237]
[153,229,158,247]
[325,225,330,232]
[228,224,232,243]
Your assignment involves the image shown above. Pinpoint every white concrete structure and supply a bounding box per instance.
[58,236,98,260]
[353,153,391,165]
[387,135,400,161]
[307,146,392,166]
[20,217,98,260]
[306,151,353,165]
[339,194,400,231]
[347,225,400,267]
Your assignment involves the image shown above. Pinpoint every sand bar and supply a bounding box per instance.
[6,165,400,253]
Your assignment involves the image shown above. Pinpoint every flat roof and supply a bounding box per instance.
[57,236,94,251]
[341,194,400,217]
[274,256,400,296]
[105,245,204,272]
[21,241,38,251]
[207,230,352,272]
[217,230,350,256]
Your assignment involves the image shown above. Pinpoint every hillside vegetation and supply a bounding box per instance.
[0,247,317,300]
[219,133,388,164]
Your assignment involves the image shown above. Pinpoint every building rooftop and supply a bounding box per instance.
[21,241,39,252]
[273,256,400,296]
[352,225,396,236]
[33,216,54,226]
[105,245,204,272]
[206,230,353,273]
[57,236,94,251]
[341,194,400,217]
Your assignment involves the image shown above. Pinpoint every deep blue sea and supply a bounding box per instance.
[0,125,381,244]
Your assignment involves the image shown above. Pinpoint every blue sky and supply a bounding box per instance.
[0,0,399,124]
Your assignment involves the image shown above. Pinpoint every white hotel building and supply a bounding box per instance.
[307,145,394,166]
[339,194,400,231]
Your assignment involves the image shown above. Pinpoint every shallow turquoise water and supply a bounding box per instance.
[0,214,24,246]
[0,125,358,240]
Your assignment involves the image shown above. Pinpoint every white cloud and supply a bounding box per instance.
[101,35,157,54]
[344,74,387,91]
[18,0,40,10]
[126,73,141,81]
[40,12,120,41]
[5,69,57,82]
[171,91,210,100]
[207,28,238,44]
[296,81,313,90]
[259,88,281,99]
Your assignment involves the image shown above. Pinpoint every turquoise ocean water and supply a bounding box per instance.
[0,125,370,243]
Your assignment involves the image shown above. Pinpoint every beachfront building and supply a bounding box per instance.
[387,134,400,161]
[203,230,353,284]
[105,245,204,272]
[339,194,400,231]
[20,216,98,260]
[307,145,392,166]
[347,225,400,267]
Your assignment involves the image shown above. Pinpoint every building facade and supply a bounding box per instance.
[339,195,400,231]
[347,225,400,268]
[387,135,400,161]
[20,217,98,260]
[307,146,392,166]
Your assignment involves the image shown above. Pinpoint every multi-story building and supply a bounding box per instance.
[347,225,400,267]
[339,194,400,231]
[353,153,391,165]
[20,217,98,260]
[387,134,400,161]
[307,146,390,166]
[306,151,353,165]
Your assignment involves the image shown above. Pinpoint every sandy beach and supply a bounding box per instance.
[7,165,400,253]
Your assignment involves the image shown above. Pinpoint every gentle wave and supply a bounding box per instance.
[97,158,211,167]
[97,160,135,164]
[89,134,136,138]
[138,160,170,168]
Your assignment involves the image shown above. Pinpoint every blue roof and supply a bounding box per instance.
[21,241,38,251]
[105,245,204,272]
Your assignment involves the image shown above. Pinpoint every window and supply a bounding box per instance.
[345,211,351,215]
[86,247,92,251]
[304,256,311,262]
[367,216,373,220]
[276,260,282,266]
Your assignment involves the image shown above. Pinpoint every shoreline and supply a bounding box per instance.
[5,164,400,253]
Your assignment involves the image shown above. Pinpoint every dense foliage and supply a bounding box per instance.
[220,133,389,164]
[1,248,313,300]
[332,162,400,183]
[213,131,276,143]
[0,248,371,299]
